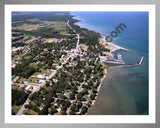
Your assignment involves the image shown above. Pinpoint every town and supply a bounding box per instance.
[11,12,137,115]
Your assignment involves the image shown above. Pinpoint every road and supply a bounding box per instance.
[67,20,80,50]
[17,20,80,115]
[16,68,60,115]
[17,98,30,115]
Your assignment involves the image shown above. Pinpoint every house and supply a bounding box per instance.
[52,78,58,83]
[82,101,88,105]
[76,108,82,114]
[88,90,92,97]
[40,103,44,110]
[25,85,32,91]
[37,74,46,79]
[25,85,36,92]
[57,107,61,113]
[39,79,45,83]
[54,103,57,106]
[23,80,31,84]
[64,92,70,99]
[13,76,19,82]
[52,63,58,67]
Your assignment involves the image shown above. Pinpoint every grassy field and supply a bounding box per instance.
[42,38,57,43]
[12,84,23,90]
[12,21,67,32]
[23,109,38,115]
[25,37,38,43]
[12,105,22,115]
[12,24,42,31]
[80,44,88,51]
[42,21,67,31]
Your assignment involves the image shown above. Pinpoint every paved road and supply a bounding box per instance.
[67,20,80,49]
[17,20,80,115]
[16,68,59,115]
[17,98,30,115]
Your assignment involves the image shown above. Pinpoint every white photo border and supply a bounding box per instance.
[5,4,156,123]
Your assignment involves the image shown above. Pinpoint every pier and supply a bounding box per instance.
[109,57,144,68]
[120,47,148,57]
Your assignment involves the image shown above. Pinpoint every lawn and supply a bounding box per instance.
[80,44,88,51]
[42,38,57,43]
[12,105,22,115]
[23,109,38,115]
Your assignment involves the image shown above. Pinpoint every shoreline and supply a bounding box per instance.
[73,15,145,115]
[87,68,107,115]
[92,68,107,106]
[72,13,148,115]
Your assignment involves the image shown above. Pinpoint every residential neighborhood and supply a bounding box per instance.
[11,12,114,115]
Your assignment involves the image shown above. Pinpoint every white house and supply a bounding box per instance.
[37,74,46,79]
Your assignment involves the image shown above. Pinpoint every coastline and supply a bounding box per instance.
[88,36,123,109]
[72,14,148,115]
[92,68,107,105]
[72,12,148,115]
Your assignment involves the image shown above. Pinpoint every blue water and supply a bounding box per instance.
[71,11,149,115]
[72,11,148,55]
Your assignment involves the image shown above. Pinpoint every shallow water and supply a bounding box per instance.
[71,11,149,115]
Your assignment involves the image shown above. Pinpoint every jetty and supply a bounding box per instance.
[120,47,148,57]
[109,57,144,68]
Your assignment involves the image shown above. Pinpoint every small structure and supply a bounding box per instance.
[52,78,58,83]
[52,63,58,67]
[39,79,45,83]
[23,80,31,84]
[37,74,46,79]
[76,108,82,114]
[25,85,36,92]
[25,85,33,91]
[82,101,88,104]
[64,92,70,99]
[12,76,19,82]
[57,107,61,113]
[40,103,44,110]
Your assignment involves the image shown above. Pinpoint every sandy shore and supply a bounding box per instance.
[100,36,128,52]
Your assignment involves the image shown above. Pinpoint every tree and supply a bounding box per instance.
[12,89,29,106]
[69,92,75,100]
[77,101,82,109]
[77,92,83,100]
[70,104,76,112]
[50,108,57,115]
[46,81,50,87]
[69,111,75,115]
[81,107,88,114]
[90,93,96,100]
[61,111,67,115]
[39,106,48,115]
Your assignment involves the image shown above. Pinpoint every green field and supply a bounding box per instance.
[12,105,22,115]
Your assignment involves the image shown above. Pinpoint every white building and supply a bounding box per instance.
[37,74,46,79]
